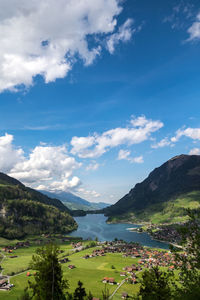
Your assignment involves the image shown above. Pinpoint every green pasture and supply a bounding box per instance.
[0,241,141,300]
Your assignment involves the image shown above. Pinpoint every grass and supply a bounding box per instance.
[0,240,142,300]
[108,191,200,225]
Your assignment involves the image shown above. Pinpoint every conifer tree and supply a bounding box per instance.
[28,243,68,300]
[73,281,87,300]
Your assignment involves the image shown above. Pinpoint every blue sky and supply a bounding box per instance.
[0,0,200,203]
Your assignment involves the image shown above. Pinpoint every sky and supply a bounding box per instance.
[0,0,200,204]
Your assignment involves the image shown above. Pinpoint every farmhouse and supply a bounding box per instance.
[102,277,116,285]
[122,292,128,299]
[0,277,10,290]
[59,257,69,264]
[68,264,75,269]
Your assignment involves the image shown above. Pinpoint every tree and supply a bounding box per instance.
[28,243,68,300]
[87,291,93,300]
[17,288,32,300]
[73,281,87,300]
[171,210,200,300]
[137,266,175,300]
[102,284,110,300]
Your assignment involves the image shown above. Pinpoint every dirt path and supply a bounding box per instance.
[109,279,126,299]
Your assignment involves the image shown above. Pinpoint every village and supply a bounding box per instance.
[0,237,184,299]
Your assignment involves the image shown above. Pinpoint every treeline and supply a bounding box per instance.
[0,199,77,239]
[0,173,78,239]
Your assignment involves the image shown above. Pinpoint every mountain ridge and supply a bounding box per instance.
[104,154,200,223]
[0,172,77,239]
[40,190,109,211]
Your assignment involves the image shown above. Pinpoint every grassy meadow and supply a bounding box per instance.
[108,191,200,225]
[0,238,141,300]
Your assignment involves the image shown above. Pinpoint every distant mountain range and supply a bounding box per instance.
[104,154,200,224]
[40,190,109,211]
[0,172,77,239]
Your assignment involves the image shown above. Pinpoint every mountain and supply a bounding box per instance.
[40,190,109,211]
[104,154,200,224]
[0,172,77,239]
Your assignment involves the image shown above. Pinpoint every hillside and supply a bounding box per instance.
[0,173,77,239]
[40,190,109,211]
[104,154,200,224]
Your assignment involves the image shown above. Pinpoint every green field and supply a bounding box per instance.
[0,239,142,300]
[108,191,200,225]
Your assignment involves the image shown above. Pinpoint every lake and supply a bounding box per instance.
[69,214,169,249]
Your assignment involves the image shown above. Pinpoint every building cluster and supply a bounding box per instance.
[150,226,181,243]
[0,276,13,291]
[2,241,30,252]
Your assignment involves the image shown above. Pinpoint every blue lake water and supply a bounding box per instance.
[69,214,169,249]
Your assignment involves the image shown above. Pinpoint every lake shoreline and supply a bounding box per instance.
[69,214,170,249]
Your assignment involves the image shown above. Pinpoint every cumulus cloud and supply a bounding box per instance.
[0,133,24,173]
[151,137,171,149]
[187,12,200,41]
[0,133,82,192]
[171,127,200,142]
[117,149,143,164]
[189,148,200,155]
[9,144,82,191]
[0,0,135,93]
[71,116,163,158]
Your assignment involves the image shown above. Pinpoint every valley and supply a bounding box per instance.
[0,235,176,300]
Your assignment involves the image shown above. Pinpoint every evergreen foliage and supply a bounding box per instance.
[0,173,77,238]
[137,267,175,300]
[73,281,87,300]
[28,243,68,300]
[171,210,200,300]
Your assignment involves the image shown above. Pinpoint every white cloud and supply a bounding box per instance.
[71,116,163,158]
[9,144,82,191]
[77,187,100,198]
[0,133,82,192]
[133,156,144,163]
[0,133,24,173]
[189,148,200,155]
[151,137,171,149]
[0,0,135,93]
[163,3,194,30]
[86,162,99,171]
[107,18,134,54]
[171,127,200,142]
[117,149,143,164]
[118,149,131,160]
[187,12,200,41]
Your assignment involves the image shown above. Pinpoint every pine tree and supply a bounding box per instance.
[73,281,87,300]
[137,266,175,300]
[28,243,68,300]
[171,210,200,300]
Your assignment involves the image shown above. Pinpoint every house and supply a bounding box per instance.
[102,277,116,285]
[108,278,116,285]
[122,292,128,299]
[59,258,69,264]
[0,278,8,287]
[68,265,75,269]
